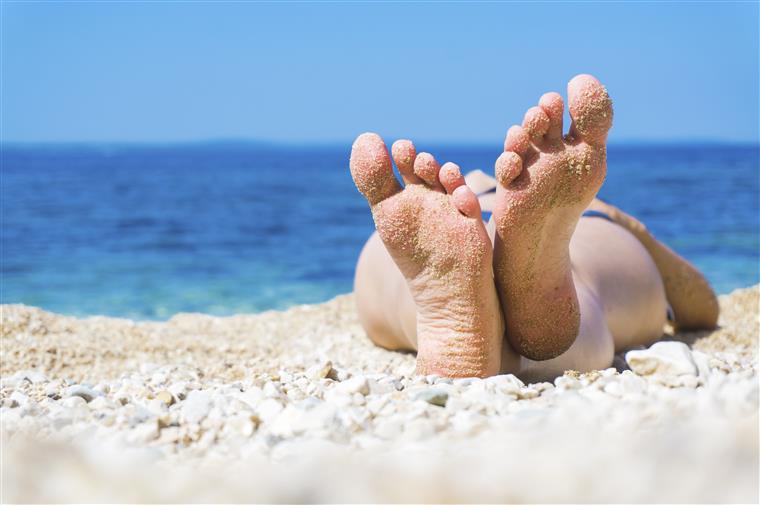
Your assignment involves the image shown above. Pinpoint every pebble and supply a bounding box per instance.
[44,383,61,399]
[335,376,370,396]
[555,375,583,390]
[168,382,189,400]
[155,391,174,406]
[307,360,333,380]
[626,342,698,377]
[181,391,212,424]
[257,398,284,423]
[94,383,110,395]
[128,420,159,444]
[61,396,87,409]
[485,374,524,395]
[64,385,100,403]
[9,391,30,408]
[414,388,449,407]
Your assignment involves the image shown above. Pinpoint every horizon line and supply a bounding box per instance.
[1,137,759,149]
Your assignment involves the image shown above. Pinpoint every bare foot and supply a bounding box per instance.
[492,74,613,360]
[350,133,502,377]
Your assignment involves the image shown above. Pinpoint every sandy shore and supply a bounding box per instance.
[2,286,758,502]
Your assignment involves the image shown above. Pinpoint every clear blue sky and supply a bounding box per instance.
[2,2,758,144]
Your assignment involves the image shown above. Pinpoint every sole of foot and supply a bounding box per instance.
[350,133,502,377]
[492,74,613,361]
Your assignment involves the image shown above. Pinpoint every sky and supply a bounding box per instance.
[1,2,758,145]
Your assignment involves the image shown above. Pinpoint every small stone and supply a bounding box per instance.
[150,372,168,386]
[424,374,440,385]
[8,391,29,408]
[619,372,646,394]
[601,367,618,378]
[93,383,110,395]
[626,341,697,377]
[88,396,111,410]
[377,376,404,392]
[327,367,350,382]
[225,414,256,437]
[307,360,333,380]
[532,382,554,393]
[44,383,61,399]
[335,376,370,396]
[257,398,284,423]
[20,370,48,384]
[263,381,282,398]
[366,396,389,415]
[555,375,582,390]
[603,380,623,397]
[63,385,100,403]
[61,396,87,408]
[168,382,189,401]
[139,362,159,374]
[156,391,175,406]
[159,426,181,443]
[518,387,540,400]
[485,374,524,394]
[181,390,212,424]
[453,377,482,387]
[414,388,449,407]
[691,350,712,382]
[128,420,159,443]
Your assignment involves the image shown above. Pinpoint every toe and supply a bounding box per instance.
[452,185,482,219]
[503,125,531,156]
[413,152,445,191]
[350,133,402,205]
[495,151,523,187]
[522,106,550,140]
[567,74,613,145]
[391,139,422,185]
[539,92,564,141]
[439,162,466,194]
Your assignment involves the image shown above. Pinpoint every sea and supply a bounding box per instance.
[2,142,758,320]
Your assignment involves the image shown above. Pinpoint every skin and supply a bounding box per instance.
[350,74,719,379]
[350,134,503,378]
[585,198,719,331]
[492,74,612,360]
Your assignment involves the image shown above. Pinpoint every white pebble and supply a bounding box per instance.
[181,390,212,424]
[63,385,100,403]
[335,376,369,396]
[626,341,697,377]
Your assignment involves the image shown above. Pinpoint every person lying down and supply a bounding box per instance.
[349,74,719,381]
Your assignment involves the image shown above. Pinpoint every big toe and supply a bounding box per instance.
[350,133,401,205]
[567,74,613,145]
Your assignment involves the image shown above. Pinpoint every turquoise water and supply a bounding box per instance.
[2,142,758,319]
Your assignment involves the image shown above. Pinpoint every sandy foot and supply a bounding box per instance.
[493,74,612,360]
[350,133,502,377]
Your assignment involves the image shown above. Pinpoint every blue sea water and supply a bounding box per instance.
[1,142,758,320]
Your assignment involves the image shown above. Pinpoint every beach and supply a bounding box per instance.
[2,285,758,502]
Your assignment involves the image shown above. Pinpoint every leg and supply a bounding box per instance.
[587,198,719,330]
[354,231,417,351]
[505,218,668,380]
[350,133,503,377]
